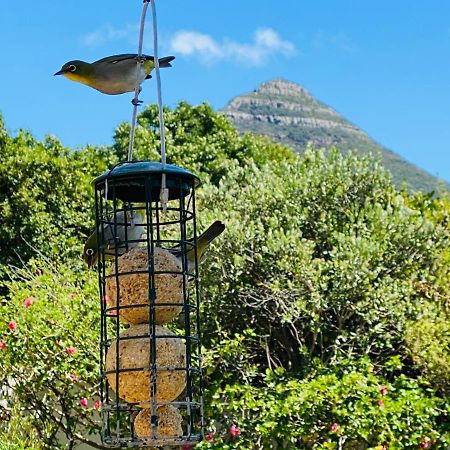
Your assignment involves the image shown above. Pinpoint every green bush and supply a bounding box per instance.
[0,105,450,449]
[198,149,448,374]
[200,359,450,449]
[0,444,41,450]
[0,260,100,449]
[113,102,295,184]
[405,314,450,394]
[0,121,116,268]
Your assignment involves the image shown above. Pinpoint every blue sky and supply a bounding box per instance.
[1,1,449,182]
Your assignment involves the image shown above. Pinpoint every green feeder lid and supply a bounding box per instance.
[94,161,200,202]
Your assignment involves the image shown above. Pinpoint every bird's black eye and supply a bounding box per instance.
[69,64,77,72]
[86,248,94,256]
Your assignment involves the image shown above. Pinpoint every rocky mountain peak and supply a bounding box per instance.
[220,79,443,192]
[255,79,311,98]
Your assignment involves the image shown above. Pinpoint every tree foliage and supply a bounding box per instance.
[0,104,449,449]
[0,118,116,268]
[0,260,100,449]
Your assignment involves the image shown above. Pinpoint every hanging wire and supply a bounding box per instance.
[127,1,149,162]
[127,0,169,212]
[150,0,169,212]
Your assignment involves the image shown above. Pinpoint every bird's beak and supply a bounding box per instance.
[54,69,65,76]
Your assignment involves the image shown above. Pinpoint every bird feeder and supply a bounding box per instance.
[93,160,203,447]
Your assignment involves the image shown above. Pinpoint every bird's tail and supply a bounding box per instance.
[158,56,175,68]
[195,221,226,259]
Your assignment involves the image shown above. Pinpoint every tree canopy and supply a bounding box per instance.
[0,104,449,449]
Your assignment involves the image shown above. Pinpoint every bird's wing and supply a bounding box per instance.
[93,54,156,65]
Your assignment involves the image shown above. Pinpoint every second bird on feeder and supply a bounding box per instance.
[54,54,175,95]
[83,209,225,271]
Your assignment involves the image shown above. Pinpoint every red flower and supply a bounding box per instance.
[331,422,339,432]
[379,385,388,395]
[79,398,88,408]
[23,296,35,308]
[377,399,384,408]
[7,321,17,331]
[69,373,79,382]
[205,432,215,441]
[94,400,102,411]
[0,340,7,350]
[229,424,241,437]
[65,346,77,356]
[181,445,193,450]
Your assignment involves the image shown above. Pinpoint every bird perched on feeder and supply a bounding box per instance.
[84,216,225,271]
[170,221,225,271]
[83,207,144,268]
[54,54,175,95]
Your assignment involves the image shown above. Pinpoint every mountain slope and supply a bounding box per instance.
[221,79,443,192]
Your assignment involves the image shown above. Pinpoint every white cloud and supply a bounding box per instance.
[82,24,139,47]
[169,28,296,66]
[81,25,296,66]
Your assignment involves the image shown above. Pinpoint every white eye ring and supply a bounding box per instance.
[86,248,94,256]
[69,64,77,72]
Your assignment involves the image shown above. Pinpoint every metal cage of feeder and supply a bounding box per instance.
[93,160,203,447]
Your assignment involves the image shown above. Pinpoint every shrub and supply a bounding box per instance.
[405,314,450,394]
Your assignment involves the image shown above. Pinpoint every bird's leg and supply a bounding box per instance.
[131,87,143,106]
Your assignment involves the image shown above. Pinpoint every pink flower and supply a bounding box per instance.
[331,422,339,433]
[69,373,79,382]
[65,346,77,356]
[377,399,384,408]
[229,424,241,437]
[379,385,388,395]
[93,400,102,411]
[7,321,17,331]
[421,437,431,448]
[79,398,88,408]
[23,296,35,308]
[205,432,215,441]
[0,340,7,350]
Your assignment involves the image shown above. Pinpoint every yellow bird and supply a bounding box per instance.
[54,54,175,95]
[84,216,225,271]
[83,208,144,268]
[170,221,226,271]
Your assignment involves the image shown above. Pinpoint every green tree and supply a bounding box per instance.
[113,102,295,184]
[0,116,117,268]
[0,105,449,449]
[199,149,448,372]
[0,260,101,449]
